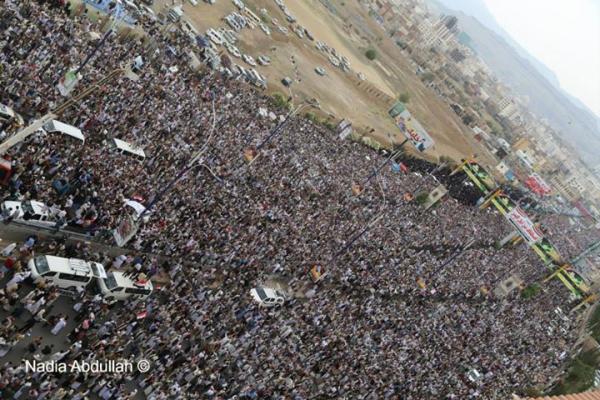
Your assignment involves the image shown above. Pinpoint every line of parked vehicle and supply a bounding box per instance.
[183,1,273,89]
[29,254,153,303]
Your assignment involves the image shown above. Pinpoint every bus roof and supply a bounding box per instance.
[112,138,146,158]
[41,255,106,278]
[43,120,85,142]
[27,200,50,216]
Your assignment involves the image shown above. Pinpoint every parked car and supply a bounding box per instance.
[304,28,314,41]
[219,28,238,44]
[97,271,153,303]
[281,77,293,87]
[167,6,183,22]
[232,0,245,10]
[1,200,55,226]
[180,20,198,41]
[315,67,326,76]
[259,23,270,35]
[225,44,241,58]
[276,25,288,35]
[206,28,224,45]
[329,55,340,67]
[294,28,304,39]
[139,5,156,21]
[29,255,107,293]
[225,15,242,31]
[257,55,271,65]
[248,69,267,89]
[242,54,256,66]
[250,287,286,307]
[188,0,198,6]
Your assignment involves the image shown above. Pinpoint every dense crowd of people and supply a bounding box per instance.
[0,1,594,398]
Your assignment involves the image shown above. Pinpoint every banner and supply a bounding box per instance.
[113,214,138,247]
[83,0,136,25]
[57,69,81,97]
[392,110,434,152]
[525,173,552,196]
[337,119,353,140]
[506,207,543,244]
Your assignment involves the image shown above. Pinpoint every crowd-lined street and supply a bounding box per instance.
[0,1,598,399]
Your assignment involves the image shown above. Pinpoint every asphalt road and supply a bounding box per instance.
[0,227,148,398]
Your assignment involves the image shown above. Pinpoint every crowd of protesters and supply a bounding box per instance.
[0,0,592,398]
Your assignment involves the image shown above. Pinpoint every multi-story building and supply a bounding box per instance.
[418,15,458,51]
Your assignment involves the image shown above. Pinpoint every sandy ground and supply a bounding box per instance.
[154,0,488,163]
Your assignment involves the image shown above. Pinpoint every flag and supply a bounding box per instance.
[57,69,81,97]
[310,265,326,282]
[244,148,257,162]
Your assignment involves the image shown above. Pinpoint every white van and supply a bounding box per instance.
[28,255,107,292]
[97,271,153,303]
[111,138,146,162]
[42,120,85,143]
[250,287,286,307]
[1,200,55,226]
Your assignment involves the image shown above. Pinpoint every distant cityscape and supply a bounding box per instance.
[366,0,600,219]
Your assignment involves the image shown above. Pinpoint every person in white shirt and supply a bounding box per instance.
[50,315,68,335]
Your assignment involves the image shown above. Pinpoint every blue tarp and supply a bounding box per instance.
[83,0,136,26]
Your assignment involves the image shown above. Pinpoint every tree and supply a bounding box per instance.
[399,92,410,103]
[365,49,377,60]
[271,93,289,109]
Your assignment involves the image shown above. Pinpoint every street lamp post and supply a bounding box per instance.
[360,139,408,187]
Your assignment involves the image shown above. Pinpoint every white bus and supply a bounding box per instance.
[111,138,146,161]
[29,255,107,293]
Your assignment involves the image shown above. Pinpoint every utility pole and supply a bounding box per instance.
[361,139,408,186]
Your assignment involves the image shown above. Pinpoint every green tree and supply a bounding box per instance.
[415,192,429,205]
[271,93,290,109]
[521,283,540,299]
[365,49,377,60]
[399,92,410,103]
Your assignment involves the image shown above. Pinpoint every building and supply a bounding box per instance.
[549,174,585,202]
[513,390,600,399]
[419,15,458,51]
